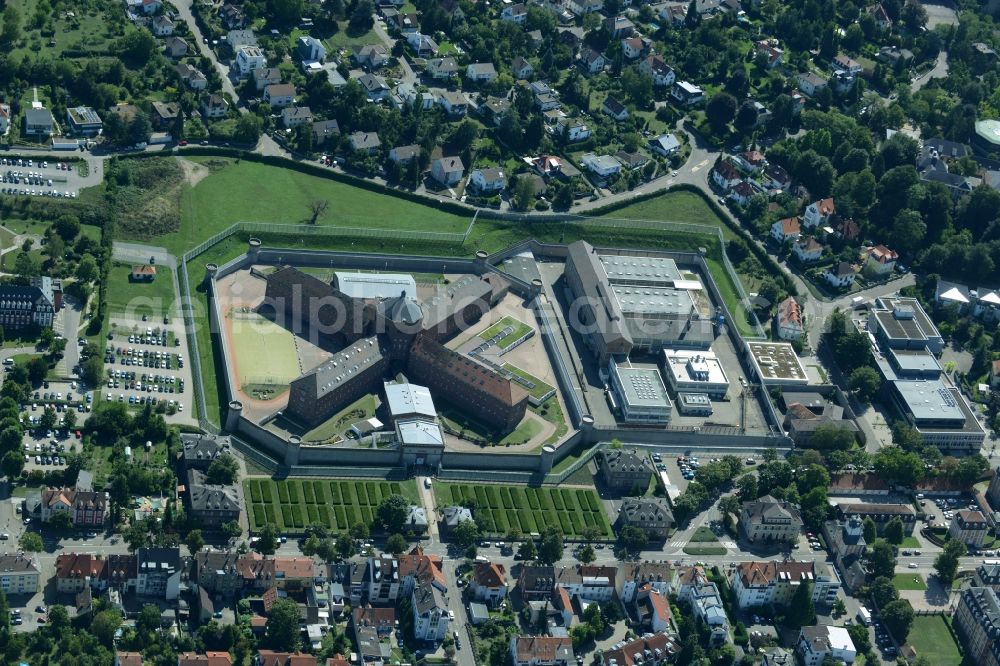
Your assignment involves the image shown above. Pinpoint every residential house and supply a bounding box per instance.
[638,55,675,87]
[864,244,898,276]
[352,44,389,70]
[220,4,247,29]
[834,217,860,242]
[775,297,804,341]
[235,46,267,76]
[792,236,824,263]
[803,198,835,228]
[466,63,497,83]
[602,96,629,121]
[832,54,863,75]
[556,117,591,142]
[568,0,604,15]
[600,449,652,493]
[469,168,506,195]
[740,495,803,544]
[728,181,756,206]
[406,33,439,57]
[731,561,840,609]
[251,67,283,92]
[615,151,648,171]
[349,131,381,154]
[659,3,688,25]
[0,103,10,134]
[633,585,672,632]
[602,633,680,666]
[177,653,233,666]
[227,29,258,51]
[296,35,326,63]
[670,81,704,106]
[140,0,161,14]
[24,106,54,137]
[66,106,103,137]
[622,37,645,60]
[517,565,556,601]
[796,72,827,97]
[733,150,766,173]
[973,562,1000,591]
[431,156,464,186]
[470,562,507,608]
[509,636,575,666]
[797,625,856,666]
[512,57,534,80]
[116,653,144,666]
[822,516,868,593]
[954,587,1000,666]
[677,569,729,645]
[136,547,182,600]
[164,36,189,58]
[711,160,742,192]
[0,554,39,595]
[440,506,474,536]
[824,262,856,288]
[868,3,892,30]
[950,510,989,548]
[650,133,680,156]
[39,487,108,526]
[185,468,241,527]
[501,3,527,24]
[255,652,319,666]
[879,46,913,66]
[755,40,784,69]
[194,550,242,597]
[310,119,340,146]
[770,217,801,243]
[412,583,449,642]
[579,48,607,74]
[615,497,673,541]
[618,562,675,604]
[389,144,421,165]
[152,15,174,36]
[175,63,208,90]
[834,503,916,535]
[55,553,109,593]
[438,91,468,117]
[605,15,635,38]
[427,57,458,80]
[264,83,296,108]
[581,153,622,180]
[200,94,229,119]
[181,433,231,470]
[358,73,390,101]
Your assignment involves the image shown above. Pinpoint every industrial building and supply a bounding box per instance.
[563,241,715,363]
[885,379,986,453]
[661,349,730,398]
[607,356,672,424]
[745,342,809,386]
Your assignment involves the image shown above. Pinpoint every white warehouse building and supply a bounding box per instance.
[661,349,730,398]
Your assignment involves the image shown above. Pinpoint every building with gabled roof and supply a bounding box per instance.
[740,495,802,544]
[775,296,804,341]
[470,562,507,607]
[731,561,839,609]
[616,497,674,541]
[600,449,654,494]
[510,636,575,666]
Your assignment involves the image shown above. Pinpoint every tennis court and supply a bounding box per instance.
[228,307,301,390]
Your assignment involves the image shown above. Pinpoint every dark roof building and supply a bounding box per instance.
[186,468,241,526]
[287,337,388,428]
[0,277,62,329]
[600,449,653,493]
[616,497,674,541]
[182,433,231,470]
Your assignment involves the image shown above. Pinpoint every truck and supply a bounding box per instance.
[857,607,871,626]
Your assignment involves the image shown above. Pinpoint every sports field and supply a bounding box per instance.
[433,482,612,538]
[479,316,533,349]
[228,308,300,390]
[503,363,555,402]
[904,615,961,666]
[245,478,419,534]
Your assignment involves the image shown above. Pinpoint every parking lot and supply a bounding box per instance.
[1,157,84,198]
[20,378,92,473]
[102,325,188,416]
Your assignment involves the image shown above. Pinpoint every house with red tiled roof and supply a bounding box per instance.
[510,636,575,666]
[39,487,108,526]
[56,553,108,593]
[602,632,680,666]
[730,561,840,609]
[634,584,672,632]
[803,198,835,228]
[834,218,860,242]
[116,653,143,666]
[254,651,318,666]
[754,40,784,69]
[711,160,742,192]
[827,473,890,497]
[398,546,446,595]
[326,657,351,666]
[178,652,234,666]
[864,244,899,276]
[771,217,802,243]
[470,562,507,608]
[131,264,157,282]
[775,297,804,341]
[792,236,825,263]
[353,605,397,635]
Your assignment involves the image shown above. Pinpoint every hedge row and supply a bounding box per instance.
[243,479,409,534]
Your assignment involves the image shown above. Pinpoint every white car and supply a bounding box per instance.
[907,563,918,569]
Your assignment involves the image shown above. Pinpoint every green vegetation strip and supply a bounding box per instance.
[433,481,612,538]
[904,615,961,666]
[891,573,927,591]
[683,545,727,556]
[243,478,418,534]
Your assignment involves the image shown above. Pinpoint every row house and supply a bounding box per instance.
[38,487,108,526]
[56,553,137,594]
[730,561,840,609]
[618,561,675,603]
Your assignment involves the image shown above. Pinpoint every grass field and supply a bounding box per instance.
[105,263,175,319]
[245,478,419,534]
[433,482,613,538]
[480,316,534,349]
[602,190,737,239]
[904,615,961,666]
[303,394,379,443]
[503,364,555,402]
[892,573,927,591]
[228,308,300,390]
[690,527,720,542]
[169,158,473,255]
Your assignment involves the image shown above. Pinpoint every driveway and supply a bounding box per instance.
[171,0,241,106]
[911,50,949,92]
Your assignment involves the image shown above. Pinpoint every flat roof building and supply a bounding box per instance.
[661,349,730,398]
[887,378,985,454]
[677,392,713,416]
[608,356,671,425]
[869,297,944,354]
[599,255,682,285]
[333,271,418,301]
[746,342,809,386]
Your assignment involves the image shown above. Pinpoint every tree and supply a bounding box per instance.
[91,609,123,646]
[933,538,966,584]
[619,525,648,552]
[386,533,407,555]
[734,101,759,133]
[308,199,330,225]
[862,517,877,543]
[883,518,904,545]
[74,254,99,283]
[848,367,881,402]
[186,529,205,554]
[348,0,374,32]
[253,523,279,555]
[206,453,239,485]
[350,522,370,540]
[18,531,43,553]
[452,519,480,550]
[127,112,152,146]
[233,113,263,145]
[718,495,741,520]
[833,598,847,617]
[54,215,81,241]
[868,539,896,579]
[537,525,563,564]
[26,357,48,384]
[376,494,410,533]
[706,92,737,130]
[847,623,872,656]
[1,5,22,46]
[578,544,596,563]
[81,355,105,387]
[807,423,857,450]
[873,447,924,485]
[222,521,242,540]
[335,533,355,559]
[869,576,899,607]
[518,538,537,561]
[512,175,535,211]
[267,597,302,651]
[1,450,24,479]
[737,474,758,501]
[786,580,815,628]
[881,599,914,642]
